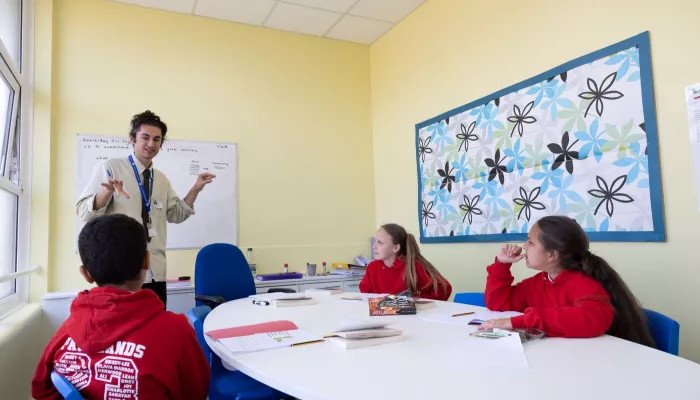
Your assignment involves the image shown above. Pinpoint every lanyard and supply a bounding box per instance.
[128,155,154,214]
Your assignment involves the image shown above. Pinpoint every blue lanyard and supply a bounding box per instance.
[128,155,154,214]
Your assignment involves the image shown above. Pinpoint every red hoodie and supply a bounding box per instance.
[485,259,615,338]
[359,258,452,301]
[31,287,210,400]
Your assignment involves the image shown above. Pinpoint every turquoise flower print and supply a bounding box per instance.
[574,119,607,162]
[541,83,575,121]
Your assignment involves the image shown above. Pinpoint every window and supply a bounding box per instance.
[0,0,32,317]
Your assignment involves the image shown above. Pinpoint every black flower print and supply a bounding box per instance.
[457,122,478,153]
[587,175,634,217]
[639,123,648,155]
[578,72,624,117]
[418,137,433,162]
[547,72,568,83]
[483,98,501,107]
[513,186,546,222]
[437,161,456,192]
[484,148,508,185]
[459,195,483,224]
[421,201,436,227]
[547,131,580,174]
[507,101,537,137]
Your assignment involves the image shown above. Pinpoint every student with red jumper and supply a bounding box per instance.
[359,223,452,301]
[31,214,210,400]
[480,215,655,347]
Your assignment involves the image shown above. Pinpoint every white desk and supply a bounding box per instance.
[204,296,700,400]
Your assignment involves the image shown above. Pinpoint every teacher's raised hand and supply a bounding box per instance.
[193,172,216,191]
[102,178,130,199]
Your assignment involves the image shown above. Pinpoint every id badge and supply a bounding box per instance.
[147,220,156,237]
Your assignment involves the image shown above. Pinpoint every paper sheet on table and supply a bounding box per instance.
[685,83,700,211]
[339,293,388,301]
[420,310,522,325]
[444,331,529,369]
[217,330,323,355]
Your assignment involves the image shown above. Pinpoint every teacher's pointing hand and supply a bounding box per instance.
[193,172,216,191]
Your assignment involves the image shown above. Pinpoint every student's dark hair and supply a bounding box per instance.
[535,216,655,348]
[381,223,448,297]
[129,110,167,144]
[78,214,147,285]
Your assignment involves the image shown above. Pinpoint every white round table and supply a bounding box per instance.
[204,295,700,400]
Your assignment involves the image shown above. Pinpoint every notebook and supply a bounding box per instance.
[205,320,323,355]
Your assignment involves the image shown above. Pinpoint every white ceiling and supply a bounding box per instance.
[109,0,427,45]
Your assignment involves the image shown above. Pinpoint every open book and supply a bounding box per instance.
[325,320,403,349]
[205,320,324,355]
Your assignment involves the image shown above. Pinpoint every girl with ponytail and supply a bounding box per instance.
[480,216,655,347]
[359,224,452,300]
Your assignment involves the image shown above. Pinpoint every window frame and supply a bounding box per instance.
[0,0,34,319]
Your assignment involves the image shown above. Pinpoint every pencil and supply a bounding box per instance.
[291,340,325,347]
[452,311,475,317]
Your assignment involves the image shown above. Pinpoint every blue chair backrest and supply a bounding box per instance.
[644,308,680,356]
[186,306,213,364]
[195,243,255,303]
[51,371,84,400]
[186,305,231,379]
[453,292,486,307]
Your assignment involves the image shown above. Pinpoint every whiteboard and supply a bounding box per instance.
[75,134,238,250]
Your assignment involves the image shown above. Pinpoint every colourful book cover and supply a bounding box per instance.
[368,290,416,316]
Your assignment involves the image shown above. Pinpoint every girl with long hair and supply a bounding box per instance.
[359,224,452,301]
[480,216,655,347]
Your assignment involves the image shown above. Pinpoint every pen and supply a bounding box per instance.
[291,340,324,347]
[452,311,475,317]
[106,169,120,197]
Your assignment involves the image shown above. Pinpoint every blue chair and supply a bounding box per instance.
[644,309,680,356]
[195,244,256,309]
[187,306,281,400]
[50,371,83,400]
[453,292,486,307]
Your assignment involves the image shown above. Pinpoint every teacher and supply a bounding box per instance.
[76,110,215,308]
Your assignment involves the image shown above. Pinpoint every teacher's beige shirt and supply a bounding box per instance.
[76,154,195,282]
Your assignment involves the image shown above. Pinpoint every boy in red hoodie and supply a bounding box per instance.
[31,214,210,399]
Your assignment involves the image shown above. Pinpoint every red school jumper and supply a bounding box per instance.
[485,259,614,338]
[359,258,452,300]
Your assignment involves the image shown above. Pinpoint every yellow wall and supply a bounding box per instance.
[370,0,700,361]
[35,0,375,293]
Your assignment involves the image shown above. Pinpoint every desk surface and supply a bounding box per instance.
[204,296,700,400]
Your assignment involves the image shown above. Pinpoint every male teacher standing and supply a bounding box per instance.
[76,110,215,308]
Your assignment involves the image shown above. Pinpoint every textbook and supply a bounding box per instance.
[368,290,416,316]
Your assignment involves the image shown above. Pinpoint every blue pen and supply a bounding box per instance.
[106,169,125,197]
